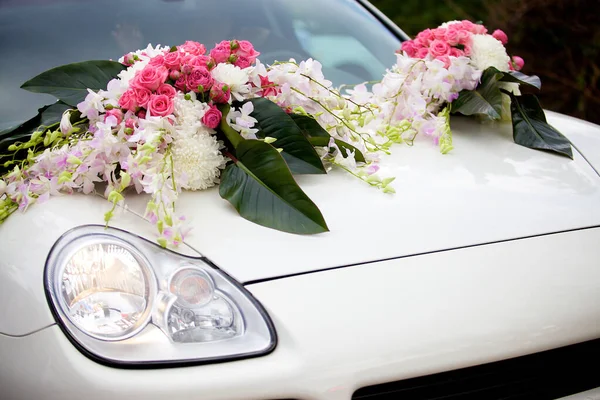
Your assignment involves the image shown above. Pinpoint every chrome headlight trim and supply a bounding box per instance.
[44,225,277,369]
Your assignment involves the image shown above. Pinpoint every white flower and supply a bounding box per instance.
[227,102,259,139]
[171,134,227,191]
[77,89,105,121]
[211,63,251,102]
[59,110,74,135]
[438,20,462,29]
[469,34,510,72]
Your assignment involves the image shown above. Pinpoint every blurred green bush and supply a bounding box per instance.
[370,0,600,124]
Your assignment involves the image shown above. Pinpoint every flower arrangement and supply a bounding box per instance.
[0,21,571,246]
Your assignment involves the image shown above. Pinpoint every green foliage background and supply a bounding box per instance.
[370,0,600,124]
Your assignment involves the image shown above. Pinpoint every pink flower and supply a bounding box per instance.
[169,69,181,80]
[492,29,508,45]
[233,55,252,69]
[132,65,169,91]
[149,55,165,67]
[125,118,136,130]
[175,76,187,92]
[178,40,206,56]
[105,109,123,124]
[401,40,417,57]
[437,55,451,68]
[416,47,430,59]
[456,29,471,44]
[463,45,472,56]
[133,87,152,108]
[163,51,183,69]
[444,28,460,46]
[146,94,174,117]
[210,41,232,64]
[429,39,450,57]
[449,47,464,57]
[260,75,280,97]
[209,82,231,103]
[156,83,176,98]
[416,28,435,45]
[118,89,138,112]
[186,66,214,93]
[122,53,135,66]
[512,56,525,71]
[234,40,260,63]
[137,109,146,119]
[432,28,447,40]
[201,105,222,129]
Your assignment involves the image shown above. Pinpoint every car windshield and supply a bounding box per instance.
[0,0,402,129]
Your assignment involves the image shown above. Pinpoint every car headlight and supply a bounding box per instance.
[44,225,276,367]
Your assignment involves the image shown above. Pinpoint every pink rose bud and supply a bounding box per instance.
[125,118,136,129]
[169,69,181,80]
[137,109,146,119]
[492,29,508,45]
[122,53,135,66]
[201,105,222,129]
[227,54,238,64]
[512,56,525,71]
[209,82,231,103]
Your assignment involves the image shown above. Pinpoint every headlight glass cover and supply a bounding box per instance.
[45,226,276,367]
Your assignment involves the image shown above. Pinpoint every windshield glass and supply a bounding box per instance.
[0,0,402,128]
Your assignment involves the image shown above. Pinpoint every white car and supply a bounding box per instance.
[1,0,600,399]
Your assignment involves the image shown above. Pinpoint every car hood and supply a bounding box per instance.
[119,114,600,283]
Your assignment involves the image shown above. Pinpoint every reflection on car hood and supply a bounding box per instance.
[120,115,600,283]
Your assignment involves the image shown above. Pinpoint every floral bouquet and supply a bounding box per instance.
[0,21,571,246]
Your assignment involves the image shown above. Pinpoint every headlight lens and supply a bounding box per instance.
[45,226,276,366]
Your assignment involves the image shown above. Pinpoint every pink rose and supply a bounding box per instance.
[186,66,214,93]
[132,65,169,91]
[149,55,165,67]
[463,45,472,56]
[456,29,471,44]
[210,41,232,64]
[122,53,135,66]
[432,28,446,40]
[169,69,181,80]
[146,94,174,117]
[416,47,430,59]
[429,39,450,57]
[472,24,487,35]
[133,87,152,108]
[492,29,508,45]
[186,55,211,68]
[125,118,136,130]
[233,55,252,69]
[449,47,464,57]
[118,89,138,112]
[416,29,435,45]
[105,109,123,124]
[137,109,146,119]
[178,40,206,56]
[209,82,231,103]
[163,51,183,69]
[401,40,417,57]
[201,105,222,129]
[444,28,460,46]
[175,76,188,92]
[156,83,176,98]
[512,56,525,71]
[234,40,260,63]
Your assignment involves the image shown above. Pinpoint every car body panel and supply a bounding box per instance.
[2,226,600,399]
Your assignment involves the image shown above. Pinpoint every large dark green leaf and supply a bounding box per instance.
[507,92,573,159]
[219,140,329,234]
[451,67,504,119]
[500,70,541,90]
[20,61,126,106]
[290,114,366,163]
[248,98,326,174]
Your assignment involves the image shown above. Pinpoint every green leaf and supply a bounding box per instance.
[500,70,541,90]
[20,60,126,106]
[451,67,504,119]
[507,92,573,159]
[248,98,326,174]
[290,114,366,163]
[219,140,329,234]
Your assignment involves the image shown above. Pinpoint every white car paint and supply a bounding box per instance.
[1,113,600,398]
[1,226,600,399]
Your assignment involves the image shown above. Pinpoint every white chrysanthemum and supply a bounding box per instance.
[171,134,226,191]
[173,92,210,134]
[469,34,510,72]
[211,63,251,101]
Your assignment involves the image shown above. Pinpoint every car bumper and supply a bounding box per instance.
[2,227,600,400]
